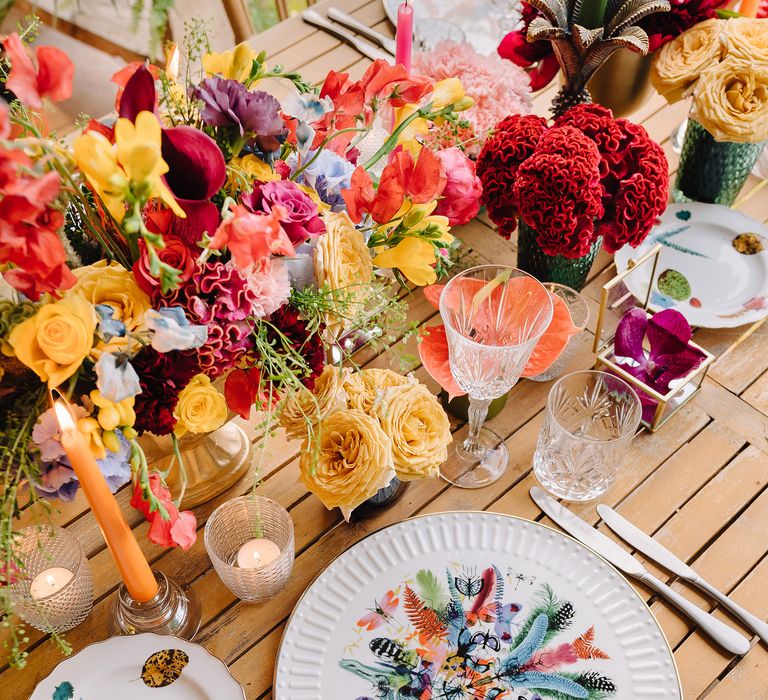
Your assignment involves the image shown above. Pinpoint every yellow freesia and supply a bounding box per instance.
[431,78,473,111]
[90,389,136,431]
[72,131,129,222]
[202,42,258,82]
[77,417,107,460]
[403,202,453,244]
[373,237,439,286]
[394,104,428,156]
[114,111,186,218]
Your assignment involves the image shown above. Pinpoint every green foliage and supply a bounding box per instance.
[131,0,175,60]
[415,569,449,611]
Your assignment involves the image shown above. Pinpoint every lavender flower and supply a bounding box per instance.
[287,149,355,212]
[193,77,285,152]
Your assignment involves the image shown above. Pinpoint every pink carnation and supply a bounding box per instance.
[233,257,291,318]
[413,40,532,156]
[435,148,482,226]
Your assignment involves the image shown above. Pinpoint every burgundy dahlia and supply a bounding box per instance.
[132,348,200,436]
[268,304,325,390]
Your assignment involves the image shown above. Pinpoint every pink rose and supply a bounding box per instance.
[435,148,482,226]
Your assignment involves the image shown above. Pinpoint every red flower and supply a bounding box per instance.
[358,59,432,106]
[133,234,196,297]
[2,33,73,109]
[209,204,294,269]
[130,474,197,550]
[497,3,559,90]
[224,366,277,419]
[112,62,161,116]
[476,114,548,234]
[639,0,729,51]
[342,148,446,224]
[268,305,325,389]
[514,126,604,258]
[131,348,200,436]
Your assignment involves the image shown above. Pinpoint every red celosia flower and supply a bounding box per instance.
[497,3,559,90]
[2,33,74,109]
[342,147,446,224]
[131,348,200,436]
[476,114,548,234]
[514,126,604,258]
[208,204,294,269]
[268,305,325,389]
[133,234,196,297]
[130,474,197,550]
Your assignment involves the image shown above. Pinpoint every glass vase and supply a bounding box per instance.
[674,119,766,206]
[517,220,601,292]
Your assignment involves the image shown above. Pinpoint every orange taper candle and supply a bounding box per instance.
[740,0,759,16]
[54,400,159,603]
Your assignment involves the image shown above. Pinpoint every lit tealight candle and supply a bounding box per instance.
[236,538,281,569]
[29,567,74,600]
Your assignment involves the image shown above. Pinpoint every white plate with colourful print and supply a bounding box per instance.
[274,512,682,700]
[615,203,768,329]
[31,633,244,699]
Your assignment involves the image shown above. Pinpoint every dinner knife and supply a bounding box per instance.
[327,7,397,55]
[530,487,751,656]
[302,10,392,62]
[598,504,768,642]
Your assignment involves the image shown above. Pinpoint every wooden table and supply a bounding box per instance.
[6,0,768,697]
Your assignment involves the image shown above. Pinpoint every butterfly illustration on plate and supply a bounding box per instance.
[356,588,400,631]
[507,568,536,591]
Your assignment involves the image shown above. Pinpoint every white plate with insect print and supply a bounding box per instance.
[30,633,244,699]
[274,511,682,700]
[615,203,768,329]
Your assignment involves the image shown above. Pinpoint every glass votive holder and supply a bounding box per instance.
[532,370,642,502]
[9,525,93,633]
[204,495,294,602]
[528,283,590,383]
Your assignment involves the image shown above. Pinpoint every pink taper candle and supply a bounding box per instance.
[395,0,414,72]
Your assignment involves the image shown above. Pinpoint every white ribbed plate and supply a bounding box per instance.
[275,512,681,700]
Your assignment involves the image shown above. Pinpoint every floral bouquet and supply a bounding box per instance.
[0,22,478,665]
[651,17,768,203]
[280,365,451,519]
[475,105,669,289]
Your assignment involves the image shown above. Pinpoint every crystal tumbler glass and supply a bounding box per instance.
[9,525,93,633]
[440,265,553,488]
[533,370,642,501]
[205,495,294,602]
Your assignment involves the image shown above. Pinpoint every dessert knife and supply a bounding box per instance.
[327,7,396,55]
[302,10,391,62]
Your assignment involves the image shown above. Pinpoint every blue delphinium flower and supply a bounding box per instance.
[288,149,355,212]
[96,430,132,493]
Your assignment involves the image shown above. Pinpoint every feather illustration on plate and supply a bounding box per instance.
[341,565,617,699]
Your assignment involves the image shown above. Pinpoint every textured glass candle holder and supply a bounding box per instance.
[533,370,642,502]
[9,525,93,633]
[529,283,589,383]
[517,220,601,292]
[205,495,294,602]
[674,119,766,206]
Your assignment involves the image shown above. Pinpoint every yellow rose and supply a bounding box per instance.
[372,382,451,481]
[174,374,228,437]
[315,212,374,336]
[227,153,281,192]
[722,18,768,64]
[651,19,724,103]
[344,368,411,414]
[279,364,349,439]
[692,57,768,143]
[9,295,96,388]
[299,409,395,519]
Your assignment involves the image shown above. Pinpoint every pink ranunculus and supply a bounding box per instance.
[435,148,482,226]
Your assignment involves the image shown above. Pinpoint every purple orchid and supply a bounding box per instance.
[614,308,706,421]
[193,77,286,153]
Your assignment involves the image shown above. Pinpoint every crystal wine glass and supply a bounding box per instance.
[439,265,553,488]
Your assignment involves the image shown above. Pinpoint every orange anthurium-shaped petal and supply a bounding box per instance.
[423,284,444,310]
[418,324,464,400]
[522,292,581,377]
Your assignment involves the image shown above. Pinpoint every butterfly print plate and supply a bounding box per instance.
[615,203,768,329]
[274,512,681,700]
[31,633,244,699]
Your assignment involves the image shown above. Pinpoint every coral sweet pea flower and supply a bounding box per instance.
[373,237,439,286]
[202,42,259,82]
[114,111,185,218]
[2,32,73,110]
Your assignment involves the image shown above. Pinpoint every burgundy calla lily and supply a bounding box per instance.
[118,64,157,121]
[613,308,706,420]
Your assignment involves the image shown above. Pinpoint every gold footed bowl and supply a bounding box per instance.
[140,419,253,509]
[587,49,654,118]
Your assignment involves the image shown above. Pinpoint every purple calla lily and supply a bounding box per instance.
[614,308,706,421]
